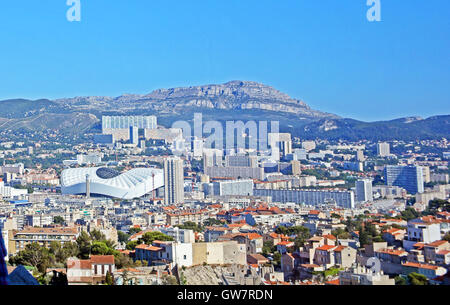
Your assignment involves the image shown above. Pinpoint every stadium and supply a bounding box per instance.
[61,167,164,199]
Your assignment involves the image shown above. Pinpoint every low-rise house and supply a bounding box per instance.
[280,253,302,275]
[298,236,326,264]
[204,226,234,242]
[276,241,295,254]
[135,240,246,267]
[403,217,441,251]
[402,262,448,279]
[339,265,395,285]
[382,228,406,246]
[314,245,337,269]
[263,233,290,245]
[334,245,357,268]
[423,240,450,264]
[247,253,270,266]
[374,248,408,264]
[67,255,115,285]
[220,233,263,254]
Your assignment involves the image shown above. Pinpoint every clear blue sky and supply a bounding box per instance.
[0,0,449,121]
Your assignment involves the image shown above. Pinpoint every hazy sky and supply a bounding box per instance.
[0,0,449,121]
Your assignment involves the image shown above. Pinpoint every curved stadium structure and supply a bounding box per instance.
[61,167,164,199]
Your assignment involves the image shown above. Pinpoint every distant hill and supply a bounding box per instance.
[290,115,450,141]
[0,113,99,134]
[0,81,448,140]
[0,99,61,118]
[54,81,338,120]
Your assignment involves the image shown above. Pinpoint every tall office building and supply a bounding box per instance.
[164,158,185,204]
[225,155,257,168]
[253,189,355,209]
[377,142,390,157]
[102,115,157,131]
[203,149,223,168]
[384,165,424,195]
[356,150,365,162]
[268,133,292,157]
[192,138,204,158]
[355,179,373,202]
[211,179,254,197]
[130,126,139,145]
[420,166,431,183]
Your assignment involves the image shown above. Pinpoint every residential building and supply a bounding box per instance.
[355,179,373,203]
[384,165,424,194]
[377,142,390,157]
[253,189,355,209]
[339,265,395,285]
[67,255,115,285]
[164,157,185,204]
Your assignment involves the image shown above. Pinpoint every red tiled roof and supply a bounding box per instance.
[325,279,340,285]
[323,234,336,240]
[316,245,336,251]
[135,244,163,251]
[437,250,450,255]
[67,259,91,270]
[376,248,407,256]
[402,262,439,270]
[277,241,295,246]
[333,245,347,252]
[425,240,448,248]
[90,255,115,265]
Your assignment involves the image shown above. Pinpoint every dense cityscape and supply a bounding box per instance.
[0,114,449,286]
[0,2,449,299]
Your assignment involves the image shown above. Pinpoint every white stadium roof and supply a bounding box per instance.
[61,167,164,200]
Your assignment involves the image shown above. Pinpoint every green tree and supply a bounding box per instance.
[359,230,371,247]
[118,231,130,243]
[89,229,106,242]
[105,271,114,285]
[332,228,350,239]
[129,227,142,235]
[10,243,51,274]
[203,218,224,226]
[408,272,428,285]
[401,208,420,221]
[443,232,450,242]
[273,252,281,267]
[76,231,92,259]
[91,241,112,255]
[395,275,407,285]
[262,241,275,256]
[293,227,311,249]
[176,221,203,232]
[427,199,450,213]
[114,252,134,269]
[138,232,174,245]
[53,216,65,225]
[126,240,139,251]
